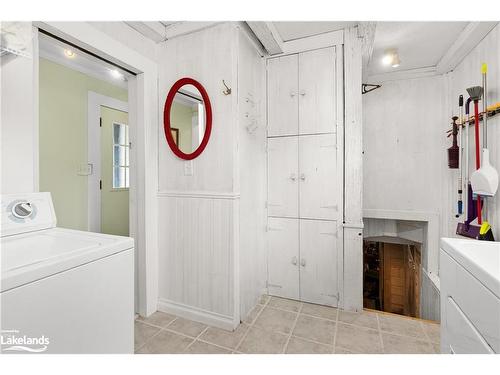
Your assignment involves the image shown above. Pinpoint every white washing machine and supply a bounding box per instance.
[0,192,134,353]
[440,237,499,354]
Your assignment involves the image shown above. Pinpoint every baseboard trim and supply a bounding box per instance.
[157,298,238,331]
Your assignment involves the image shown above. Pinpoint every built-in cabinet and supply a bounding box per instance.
[266,46,342,307]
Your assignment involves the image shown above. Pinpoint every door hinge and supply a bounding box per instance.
[99,117,102,127]
[99,180,102,190]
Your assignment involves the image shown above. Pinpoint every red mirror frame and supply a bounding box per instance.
[163,77,212,160]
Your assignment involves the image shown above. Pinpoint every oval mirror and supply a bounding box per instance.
[163,78,212,160]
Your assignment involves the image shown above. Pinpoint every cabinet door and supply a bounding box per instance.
[299,219,339,306]
[299,134,338,220]
[268,137,298,217]
[298,47,336,135]
[267,217,300,300]
[267,54,299,136]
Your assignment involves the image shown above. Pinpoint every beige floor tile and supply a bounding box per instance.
[199,324,249,349]
[378,314,426,338]
[243,304,263,324]
[237,326,288,354]
[136,330,193,354]
[432,343,441,354]
[185,340,231,354]
[301,303,337,321]
[137,311,176,328]
[254,306,297,334]
[335,323,383,354]
[286,336,333,354]
[338,310,378,330]
[334,347,356,354]
[167,318,208,338]
[259,295,270,305]
[292,314,336,345]
[421,321,440,343]
[267,296,301,312]
[382,332,435,354]
[134,321,160,349]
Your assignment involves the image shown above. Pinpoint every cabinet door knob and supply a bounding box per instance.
[300,259,306,267]
[290,91,297,97]
[300,173,306,181]
[292,256,298,265]
[290,173,297,181]
[299,90,306,96]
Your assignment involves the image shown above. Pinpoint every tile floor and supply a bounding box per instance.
[135,295,440,354]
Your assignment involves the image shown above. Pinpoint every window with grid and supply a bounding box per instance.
[112,123,129,189]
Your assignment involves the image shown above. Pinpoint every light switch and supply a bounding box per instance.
[184,160,193,176]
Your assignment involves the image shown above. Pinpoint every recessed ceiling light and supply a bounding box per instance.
[64,49,75,58]
[110,69,124,80]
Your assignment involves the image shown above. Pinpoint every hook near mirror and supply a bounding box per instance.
[163,77,212,160]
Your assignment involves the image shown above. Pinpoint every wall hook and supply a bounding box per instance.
[222,80,232,95]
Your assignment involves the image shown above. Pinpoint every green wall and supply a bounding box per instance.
[171,101,193,153]
[39,58,127,230]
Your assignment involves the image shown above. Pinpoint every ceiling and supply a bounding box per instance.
[272,22,358,42]
[38,33,132,89]
[367,22,468,77]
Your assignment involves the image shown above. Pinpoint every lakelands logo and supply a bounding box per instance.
[1,329,50,353]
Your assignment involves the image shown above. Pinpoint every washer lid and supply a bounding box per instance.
[1,227,134,292]
[441,237,500,298]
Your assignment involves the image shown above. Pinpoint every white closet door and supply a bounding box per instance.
[268,137,298,217]
[267,217,300,300]
[298,47,336,135]
[299,134,338,220]
[267,54,299,136]
[299,219,339,307]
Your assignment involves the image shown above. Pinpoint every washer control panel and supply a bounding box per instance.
[1,192,56,237]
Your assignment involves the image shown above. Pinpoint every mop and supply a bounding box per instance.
[471,64,497,241]
[456,95,481,239]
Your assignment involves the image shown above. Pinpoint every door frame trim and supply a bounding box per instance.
[87,92,128,232]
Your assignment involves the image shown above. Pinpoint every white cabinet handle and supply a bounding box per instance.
[292,256,298,265]
[300,173,306,181]
[300,259,306,267]
[299,90,306,96]
[290,173,297,181]
[290,91,297,97]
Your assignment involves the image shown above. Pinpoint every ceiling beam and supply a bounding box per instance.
[436,21,498,74]
[367,66,437,83]
[124,22,165,43]
[163,22,220,40]
[246,22,283,55]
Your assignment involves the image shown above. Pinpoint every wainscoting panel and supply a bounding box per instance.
[157,192,239,329]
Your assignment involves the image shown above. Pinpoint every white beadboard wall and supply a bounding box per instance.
[236,28,267,320]
[156,23,266,330]
[448,24,500,241]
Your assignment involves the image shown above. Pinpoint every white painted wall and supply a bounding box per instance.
[236,28,267,320]
[1,24,36,194]
[447,24,500,241]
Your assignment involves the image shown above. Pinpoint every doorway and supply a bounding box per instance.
[363,240,421,318]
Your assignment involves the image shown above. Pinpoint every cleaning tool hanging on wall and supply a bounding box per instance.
[471,64,499,198]
[478,221,495,241]
[448,116,459,169]
[456,97,481,239]
[456,95,464,217]
[466,85,484,225]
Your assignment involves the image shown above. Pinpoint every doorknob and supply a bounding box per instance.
[300,259,306,267]
[300,173,306,181]
[292,256,298,265]
[290,173,297,181]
